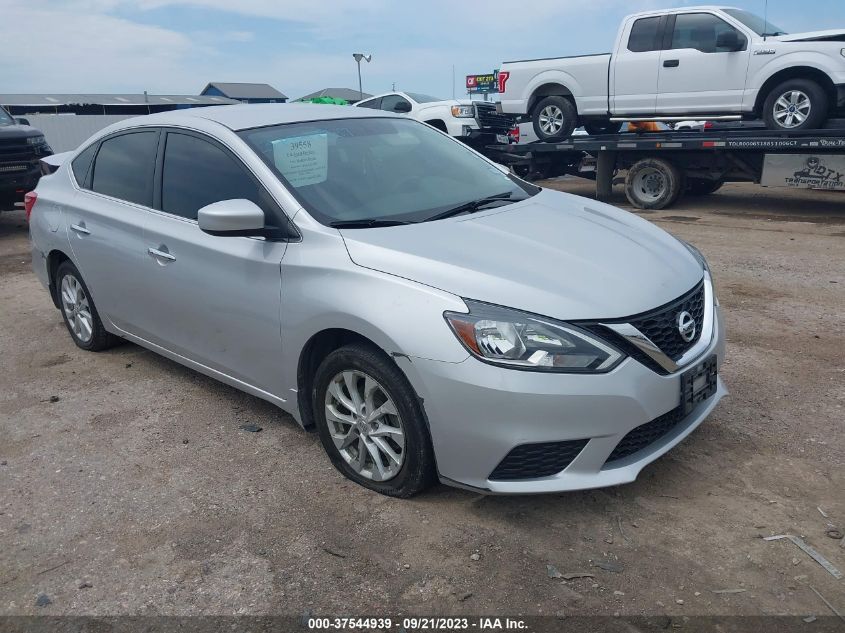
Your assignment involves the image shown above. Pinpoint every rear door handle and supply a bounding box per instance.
[148,247,176,262]
[663,59,680,68]
[70,223,90,235]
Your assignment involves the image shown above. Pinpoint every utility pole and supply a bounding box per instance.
[352,53,372,101]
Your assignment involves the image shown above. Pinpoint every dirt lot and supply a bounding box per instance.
[1,182,843,622]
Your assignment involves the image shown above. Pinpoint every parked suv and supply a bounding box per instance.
[499,6,845,140]
[29,104,725,497]
[0,106,52,210]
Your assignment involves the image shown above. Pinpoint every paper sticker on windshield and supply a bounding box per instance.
[272,134,328,187]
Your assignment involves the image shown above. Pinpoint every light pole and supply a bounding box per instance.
[352,53,372,101]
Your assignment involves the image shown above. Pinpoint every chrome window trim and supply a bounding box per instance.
[600,273,715,374]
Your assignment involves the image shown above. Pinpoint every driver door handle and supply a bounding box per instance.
[70,223,90,235]
[148,247,176,262]
[663,59,680,68]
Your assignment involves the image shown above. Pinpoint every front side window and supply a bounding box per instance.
[671,13,746,53]
[91,131,158,206]
[161,132,267,221]
[628,17,662,52]
[239,117,537,226]
[380,95,412,113]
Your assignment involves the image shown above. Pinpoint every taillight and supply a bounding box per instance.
[498,71,510,93]
[704,121,713,129]
[507,126,520,143]
[24,191,37,222]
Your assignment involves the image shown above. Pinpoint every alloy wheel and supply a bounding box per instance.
[324,370,406,481]
[60,274,93,343]
[773,90,811,129]
[539,105,564,135]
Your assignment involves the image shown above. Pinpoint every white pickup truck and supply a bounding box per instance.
[355,91,514,146]
[498,6,845,141]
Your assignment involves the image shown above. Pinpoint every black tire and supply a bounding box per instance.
[624,158,684,210]
[686,178,724,196]
[313,343,436,498]
[583,120,619,136]
[532,96,577,142]
[762,78,829,132]
[55,261,120,352]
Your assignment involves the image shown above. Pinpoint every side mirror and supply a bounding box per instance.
[15,117,30,126]
[393,101,412,113]
[198,199,266,237]
[716,30,743,51]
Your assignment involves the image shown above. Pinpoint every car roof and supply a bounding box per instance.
[111,103,401,132]
[626,6,739,19]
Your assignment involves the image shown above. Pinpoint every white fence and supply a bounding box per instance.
[23,114,135,153]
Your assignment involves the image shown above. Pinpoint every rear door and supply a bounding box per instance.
[657,12,751,113]
[135,129,289,395]
[611,15,665,114]
[65,129,159,333]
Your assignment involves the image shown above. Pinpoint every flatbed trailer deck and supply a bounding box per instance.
[487,127,845,209]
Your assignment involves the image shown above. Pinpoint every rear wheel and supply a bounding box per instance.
[763,79,828,131]
[583,120,619,136]
[686,178,724,196]
[313,343,436,497]
[532,96,577,142]
[56,261,120,351]
[624,158,684,210]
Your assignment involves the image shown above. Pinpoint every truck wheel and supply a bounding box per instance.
[687,178,724,196]
[763,79,828,131]
[583,120,618,136]
[624,158,684,210]
[532,96,577,142]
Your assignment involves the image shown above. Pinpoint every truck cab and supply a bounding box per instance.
[0,107,52,211]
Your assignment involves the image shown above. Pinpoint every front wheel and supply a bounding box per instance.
[532,96,577,142]
[763,79,828,131]
[313,343,436,497]
[624,158,684,210]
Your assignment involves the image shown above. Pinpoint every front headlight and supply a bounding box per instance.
[26,135,46,146]
[444,300,624,373]
[451,105,474,118]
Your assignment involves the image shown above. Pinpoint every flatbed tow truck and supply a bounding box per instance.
[487,125,845,209]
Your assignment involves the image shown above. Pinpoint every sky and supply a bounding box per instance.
[2,0,845,100]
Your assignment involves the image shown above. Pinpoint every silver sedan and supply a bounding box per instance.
[28,104,726,496]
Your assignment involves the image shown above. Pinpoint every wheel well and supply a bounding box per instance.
[46,250,71,309]
[424,119,447,132]
[296,329,381,428]
[755,67,836,115]
[528,83,574,115]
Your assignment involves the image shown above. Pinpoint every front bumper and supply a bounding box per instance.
[0,164,40,203]
[400,305,726,494]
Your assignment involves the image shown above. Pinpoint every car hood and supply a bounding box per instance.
[340,189,704,320]
[772,29,845,42]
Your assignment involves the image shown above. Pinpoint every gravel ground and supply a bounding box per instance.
[1,181,843,621]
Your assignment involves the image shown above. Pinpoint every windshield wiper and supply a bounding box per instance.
[425,192,519,222]
[329,218,413,229]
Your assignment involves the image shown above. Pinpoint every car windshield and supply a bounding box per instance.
[239,117,537,226]
[723,9,787,36]
[405,92,443,104]
[0,108,14,127]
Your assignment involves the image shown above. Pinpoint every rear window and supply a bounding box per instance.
[91,131,158,206]
[628,17,662,52]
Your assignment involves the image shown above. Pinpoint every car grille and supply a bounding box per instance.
[0,163,29,173]
[474,102,515,133]
[603,405,686,466]
[629,282,705,361]
[489,439,588,481]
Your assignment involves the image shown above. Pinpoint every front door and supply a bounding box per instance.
[656,12,751,113]
[136,130,288,395]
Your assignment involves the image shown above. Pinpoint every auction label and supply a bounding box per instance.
[308,617,529,630]
[272,133,328,187]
